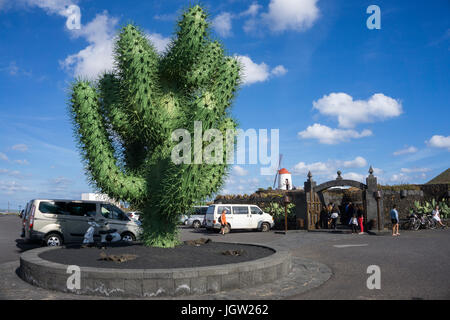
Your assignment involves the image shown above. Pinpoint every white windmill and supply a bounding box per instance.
[272,155,293,190]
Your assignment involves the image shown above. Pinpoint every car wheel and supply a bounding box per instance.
[260,222,270,232]
[44,233,63,247]
[121,232,136,242]
[192,220,201,229]
[224,224,231,234]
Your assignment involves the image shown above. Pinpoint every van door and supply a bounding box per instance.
[250,206,263,228]
[231,206,251,229]
[217,205,232,227]
[65,202,97,242]
[100,203,130,235]
[35,200,68,236]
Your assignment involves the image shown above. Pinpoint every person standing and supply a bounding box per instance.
[219,209,228,235]
[320,205,329,229]
[349,206,358,234]
[357,205,365,234]
[390,204,400,236]
[330,204,340,230]
[431,205,446,229]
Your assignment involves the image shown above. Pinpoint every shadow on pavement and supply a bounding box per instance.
[15,239,41,253]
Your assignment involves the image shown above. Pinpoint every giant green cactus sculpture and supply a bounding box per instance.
[69,5,240,247]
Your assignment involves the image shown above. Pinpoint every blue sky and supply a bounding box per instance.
[0,0,449,209]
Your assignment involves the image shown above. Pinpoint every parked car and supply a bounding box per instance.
[205,204,274,233]
[126,211,141,221]
[185,206,208,229]
[179,214,189,225]
[20,201,33,238]
[23,199,142,246]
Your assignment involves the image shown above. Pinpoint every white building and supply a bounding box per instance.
[81,193,120,206]
[278,168,293,190]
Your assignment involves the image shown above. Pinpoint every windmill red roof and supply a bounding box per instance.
[278,168,291,174]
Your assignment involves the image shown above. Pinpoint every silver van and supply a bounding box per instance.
[205,204,274,233]
[24,199,142,246]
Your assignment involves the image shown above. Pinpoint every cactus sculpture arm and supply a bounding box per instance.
[69,5,240,247]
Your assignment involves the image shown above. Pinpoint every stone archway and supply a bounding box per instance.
[302,167,383,230]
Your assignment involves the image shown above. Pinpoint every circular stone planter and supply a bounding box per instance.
[19,243,291,297]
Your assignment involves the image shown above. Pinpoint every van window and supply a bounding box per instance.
[217,206,231,215]
[39,201,67,215]
[233,206,249,215]
[250,206,263,215]
[200,207,207,215]
[24,202,32,218]
[67,202,96,217]
[206,206,215,215]
[101,204,128,221]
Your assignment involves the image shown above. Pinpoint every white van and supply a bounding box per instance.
[205,204,274,233]
[24,199,142,246]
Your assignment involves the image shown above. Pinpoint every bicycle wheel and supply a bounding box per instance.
[401,221,411,230]
[428,218,437,229]
[412,219,421,231]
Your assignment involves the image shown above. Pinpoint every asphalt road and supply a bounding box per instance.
[1,214,449,299]
[0,215,41,264]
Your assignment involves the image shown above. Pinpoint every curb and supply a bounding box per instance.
[19,242,292,298]
[307,229,352,234]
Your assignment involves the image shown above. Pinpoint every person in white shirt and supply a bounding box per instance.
[431,205,446,229]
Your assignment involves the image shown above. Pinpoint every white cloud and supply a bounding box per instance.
[232,165,248,177]
[271,65,288,77]
[61,12,118,78]
[14,160,30,166]
[0,169,24,178]
[427,135,450,151]
[16,1,82,31]
[390,173,411,183]
[20,0,76,15]
[0,153,8,161]
[261,0,320,32]
[146,32,170,54]
[373,167,384,175]
[235,55,288,85]
[342,156,367,168]
[293,161,331,176]
[292,156,372,182]
[241,3,262,17]
[212,12,233,38]
[298,123,372,144]
[0,180,31,195]
[11,144,28,152]
[313,93,403,128]
[400,167,431,173]
[341,172,365,183]
[393,146,418,156]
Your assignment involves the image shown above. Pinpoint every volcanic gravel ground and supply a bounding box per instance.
[39,241,274,269]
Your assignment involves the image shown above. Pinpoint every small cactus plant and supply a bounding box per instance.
[69,5,240,247]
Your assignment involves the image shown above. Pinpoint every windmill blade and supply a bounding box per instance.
[272,172,278,189]
[272,154,283,189]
